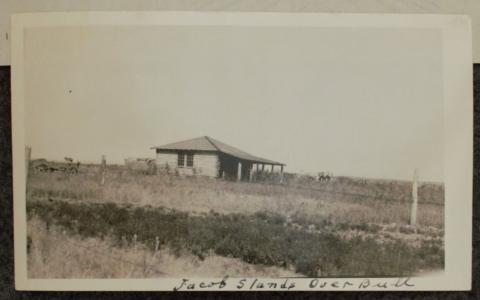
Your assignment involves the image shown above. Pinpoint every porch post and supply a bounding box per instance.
[249,164,254,182]
[254,163,259,182]
[237,161,242,181]
[271,164,274,173]
[280,165,284,183]
[261,164,265,172]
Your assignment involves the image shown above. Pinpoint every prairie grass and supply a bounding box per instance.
[27,199,444,277]
[27,167,444,228]
[28,217,298,278]
[26,165,444,278]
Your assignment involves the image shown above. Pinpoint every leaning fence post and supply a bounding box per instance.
[100,155,106,186]
[409,168,419,226]
[25,146,31,180]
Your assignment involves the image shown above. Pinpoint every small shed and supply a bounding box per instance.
[151,136,285,181]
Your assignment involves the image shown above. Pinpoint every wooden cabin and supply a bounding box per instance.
[151,136,285,181]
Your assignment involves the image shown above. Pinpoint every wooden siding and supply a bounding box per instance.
[156,150,219,178]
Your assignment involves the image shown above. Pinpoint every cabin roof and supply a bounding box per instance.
[152,136,285,166]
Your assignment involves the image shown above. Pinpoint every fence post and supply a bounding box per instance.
[155,236,160,252]
[153,236,160,259]
[25,146,31,180]
[133,234,137,252]
[100,155,106,186]
[237,162,242,181]
[409,168,419,226]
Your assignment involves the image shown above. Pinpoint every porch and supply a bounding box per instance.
[218,153,285,183]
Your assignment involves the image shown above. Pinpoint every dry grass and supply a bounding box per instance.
[27,167,444,228]
[28,200,443,278]
[28,217,299,278]
[26,164,445,278]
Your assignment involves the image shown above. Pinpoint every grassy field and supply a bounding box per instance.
[26,164,444,278]
[28,216,299,278]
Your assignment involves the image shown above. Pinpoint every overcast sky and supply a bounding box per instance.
[24,25,443,181]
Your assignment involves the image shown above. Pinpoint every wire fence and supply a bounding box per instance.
[26,151,444,277]
[27,191,444,278]
[287,184,444,207]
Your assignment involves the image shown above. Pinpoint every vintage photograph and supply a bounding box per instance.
[11,12,472,291]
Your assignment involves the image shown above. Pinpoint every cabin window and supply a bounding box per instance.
[178,152,194,167]
[177,153,185,167]
[186,153,194,167]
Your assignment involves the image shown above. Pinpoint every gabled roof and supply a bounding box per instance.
[152,136,217,151]
[152,136,285,166]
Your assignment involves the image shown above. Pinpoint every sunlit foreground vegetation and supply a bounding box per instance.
[26,165,444,278]
[27,217,299,278]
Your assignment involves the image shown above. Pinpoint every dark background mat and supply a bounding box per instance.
[0,65,478,299]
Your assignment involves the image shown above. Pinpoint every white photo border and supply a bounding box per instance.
[11,11,473,291]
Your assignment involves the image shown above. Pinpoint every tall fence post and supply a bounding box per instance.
[100,155,106,186]
[25,146,31,180]
[409,168,419,226]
